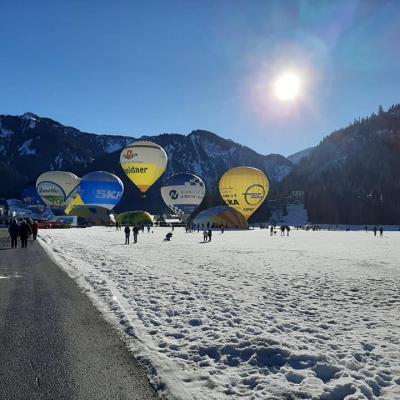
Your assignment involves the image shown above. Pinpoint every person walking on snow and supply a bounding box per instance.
[31,221,39,240]
[208,228,212,242]
[133,225,139,243]
[124,226,131,244]
[8,220,19,249]
[379,227,383,237]
[373,226,377,236]
[203,229,208,242]
[19,220,32,248]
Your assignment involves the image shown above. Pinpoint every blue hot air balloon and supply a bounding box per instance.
[160,173,206,220]
[21,185,46,213]
[79,171,124,210]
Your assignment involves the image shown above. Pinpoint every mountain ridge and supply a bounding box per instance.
[280,104,400,224]
[0,113,293,218]
[2,104,400,224]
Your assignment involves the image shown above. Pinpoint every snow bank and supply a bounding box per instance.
[39,227,400,399]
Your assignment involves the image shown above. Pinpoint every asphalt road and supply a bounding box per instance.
[0,229,159,400]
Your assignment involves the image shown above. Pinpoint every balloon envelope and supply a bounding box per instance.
[193,206,248,229]
[219,167,269,220]
[79,171,124,210]
[21,185,46,213]
[116,211,153,225]
[120,141,167,193]
[161,173,205,219]
[36,171,80,212]
[67,205,111,225]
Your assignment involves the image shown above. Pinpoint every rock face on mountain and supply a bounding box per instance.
[0,113,293,216]
[281,104,400,224]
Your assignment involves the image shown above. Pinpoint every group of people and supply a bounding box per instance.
[369,226,384,236]
[203,228,213,242]
[267,225,290,236]
[124,225,140,244]
[8,219,38,248]
[185,223,226,234]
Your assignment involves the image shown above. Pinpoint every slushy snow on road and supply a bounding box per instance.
[40,227,400,399]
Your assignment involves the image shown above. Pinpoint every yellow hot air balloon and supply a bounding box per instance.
[219,167,269,220]
[120,141,168,193]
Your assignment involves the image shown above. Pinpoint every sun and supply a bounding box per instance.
[274,72,301,101]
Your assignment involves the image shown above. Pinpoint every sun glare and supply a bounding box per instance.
[274,72,301,101]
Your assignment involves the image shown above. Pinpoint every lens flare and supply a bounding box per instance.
[274,72,301,101]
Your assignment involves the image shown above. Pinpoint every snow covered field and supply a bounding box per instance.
[40,227,400,399]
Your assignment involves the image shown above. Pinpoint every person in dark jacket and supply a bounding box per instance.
[8,220,19,249]
[208,228,212,242]
[19,220,32,248]
[124,226,131,244]
[164,232,173,241]
[133,225,139,243]
[31,221,39,240]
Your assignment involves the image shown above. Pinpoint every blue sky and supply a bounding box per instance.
[0,0,399,156]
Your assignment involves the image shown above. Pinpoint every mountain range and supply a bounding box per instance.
[1,104,400,224]
[0,112,292,218]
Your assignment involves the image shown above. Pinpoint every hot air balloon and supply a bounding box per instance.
[219,167,269,220]
[67,205,111,225]
[193,206,248,229]
[36,171,80,214]
[78,171,124,210]
[120,141,167,194]
[21,185,46,213]
[161,173,205,220]
[116,210,153,226]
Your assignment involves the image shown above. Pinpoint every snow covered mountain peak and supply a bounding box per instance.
[21,112,40,120]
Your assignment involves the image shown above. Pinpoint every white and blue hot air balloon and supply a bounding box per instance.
[79,171,124,210]
[160,173,206,220]
[36,171,81,215]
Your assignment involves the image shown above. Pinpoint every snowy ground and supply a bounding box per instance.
[39,227,400,400]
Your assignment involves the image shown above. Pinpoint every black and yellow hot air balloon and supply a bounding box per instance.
[120,141,168,194]
[219,167,269,220]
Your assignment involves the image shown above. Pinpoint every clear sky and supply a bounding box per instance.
[0,0,399,156]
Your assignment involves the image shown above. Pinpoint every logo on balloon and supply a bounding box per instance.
[169,190,179,200]
[243,184,265,206]
[96,189,123,200]
[123,149,138,160]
